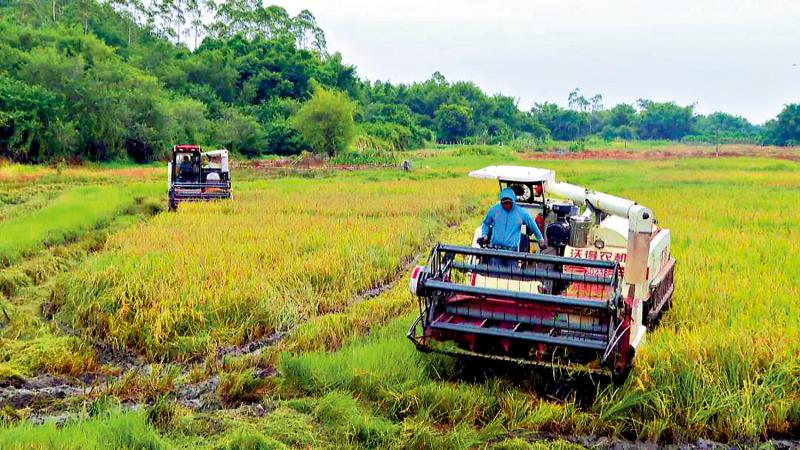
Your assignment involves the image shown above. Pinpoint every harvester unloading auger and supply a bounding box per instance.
[408,166,675,378]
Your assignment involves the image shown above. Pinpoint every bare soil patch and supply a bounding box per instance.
[238,155,396,173]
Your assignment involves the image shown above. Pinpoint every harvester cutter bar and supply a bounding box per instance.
[443,301,606,333]
[173,194,231,200]
[428,321,608,351]
[171,182,232,203]
[172,182,231,189]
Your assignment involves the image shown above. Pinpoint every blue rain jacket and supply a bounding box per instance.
[481,187,543,250]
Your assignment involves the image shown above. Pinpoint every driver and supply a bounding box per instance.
[478,187,545,251]
[178,155,193,182]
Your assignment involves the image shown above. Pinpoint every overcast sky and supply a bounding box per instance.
[270,0,799,124]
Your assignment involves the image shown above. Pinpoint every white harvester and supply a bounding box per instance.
[408,166,676,378]
[167,145,232,211]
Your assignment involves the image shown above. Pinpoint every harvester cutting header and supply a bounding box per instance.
[408,166,675,378]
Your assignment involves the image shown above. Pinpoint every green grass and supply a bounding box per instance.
[0,183,161,264]
[582,137,675,150]
[278,314,595,448]
[0,410,167,450]
[0,184,62,222]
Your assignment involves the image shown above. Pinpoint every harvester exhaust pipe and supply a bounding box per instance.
[546,181,654,285]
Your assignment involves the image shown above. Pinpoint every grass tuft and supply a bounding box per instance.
[0,410,167,450]
[217,369,272,405]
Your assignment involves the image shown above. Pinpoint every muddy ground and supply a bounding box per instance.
[235,155,399,173]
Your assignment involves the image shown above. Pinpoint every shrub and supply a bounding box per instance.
[291,86,356,157]
[331,149,398,166]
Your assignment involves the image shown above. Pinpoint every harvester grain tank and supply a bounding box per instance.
[407,166,676,378]
[167,145,232,211]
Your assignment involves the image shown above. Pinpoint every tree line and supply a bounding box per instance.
[0,0,798,163]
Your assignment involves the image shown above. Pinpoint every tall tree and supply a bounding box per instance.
[764,104,800,146]
[568,88,589,112]
[291,9,326,52]
[435,103,473,142]
[291,86,355,156]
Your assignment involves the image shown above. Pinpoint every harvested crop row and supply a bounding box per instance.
[0,183,161,264]
[56,175,490,361]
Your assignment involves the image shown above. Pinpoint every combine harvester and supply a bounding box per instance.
[167,145,232,211]
[408,166,675,378]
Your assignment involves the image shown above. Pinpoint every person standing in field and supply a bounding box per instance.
[478,187,545,254]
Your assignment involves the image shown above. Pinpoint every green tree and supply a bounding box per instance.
[608,103,636,127]
[530,102,588,141]
[435,103,473,142]
[264,117,305,155]
[291,86,355,157]
[165,97,209,145]
[691,111,761,143]
[764,104,800,146]
[213,107,266,157]
[636,100,694,140]
[0,75,75,162]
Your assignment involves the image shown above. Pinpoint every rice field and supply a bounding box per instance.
[0,184,162,264]
[1,149,799,448]
[55,174,490,361]
[274,155,800,446]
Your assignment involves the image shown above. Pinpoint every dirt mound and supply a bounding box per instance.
[240,155,396,172]
[0,375,84,409]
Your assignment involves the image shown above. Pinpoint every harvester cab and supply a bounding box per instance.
[408,165,676,378]
[167,145,232,211]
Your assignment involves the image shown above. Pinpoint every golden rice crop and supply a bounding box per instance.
[8,152,800,445]
[56,175,491,360]
[278,156,800,443]
[589,160,800,440]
